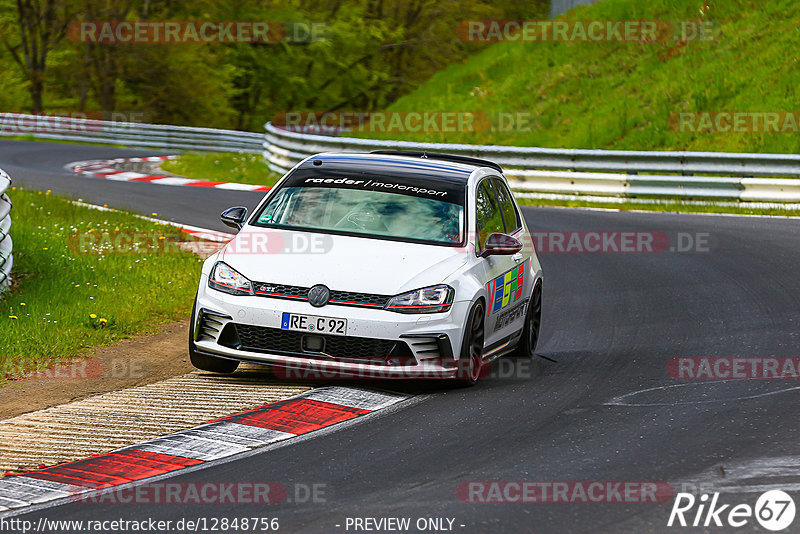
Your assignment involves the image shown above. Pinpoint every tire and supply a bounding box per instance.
[455,301,486,386]
[513,281,542,358]
[189,295,239,374]
[189,349,239,374]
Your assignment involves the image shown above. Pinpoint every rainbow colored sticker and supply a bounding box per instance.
[487,263,525,315]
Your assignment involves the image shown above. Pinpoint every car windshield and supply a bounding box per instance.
[253,185,464,246]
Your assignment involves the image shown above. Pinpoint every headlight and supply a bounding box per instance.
[208,262,254,296]
[385,285,454,314]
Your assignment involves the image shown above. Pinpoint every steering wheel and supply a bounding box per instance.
[334,206,388,232]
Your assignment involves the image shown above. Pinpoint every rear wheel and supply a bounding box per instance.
[189,296,239,374]
[455,302,486,385]
[513,282,542,358]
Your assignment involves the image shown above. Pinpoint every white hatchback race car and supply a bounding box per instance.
[190,151,543,384]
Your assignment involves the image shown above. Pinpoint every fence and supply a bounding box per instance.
[550,0,605,18]
[0,169,12,293]
[0,113,263,153]
[2,112,799,203]
[262,123,800,202]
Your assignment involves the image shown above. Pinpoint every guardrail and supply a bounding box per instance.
[550,0,604,18]
[0,169,12,293]
[1,113,797,202]
[0,113,263,153]
[263,123,800,202]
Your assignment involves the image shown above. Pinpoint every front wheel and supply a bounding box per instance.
[455,302,486,386]
[189,349,240,374]
[513,282,542,358]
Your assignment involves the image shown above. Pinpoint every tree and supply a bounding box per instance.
[2,0,72,112]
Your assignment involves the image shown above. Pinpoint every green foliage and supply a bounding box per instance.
[358,0,800,154]
[161,152,282,187]
[0,0,547,130]
[0,188,202,379]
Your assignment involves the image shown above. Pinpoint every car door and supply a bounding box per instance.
[490,177,530,336]
[475,178,521,349]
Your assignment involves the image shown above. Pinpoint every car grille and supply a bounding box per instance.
[219,323,414,365]
[251,282,390,309]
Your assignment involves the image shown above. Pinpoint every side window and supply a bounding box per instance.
[476,180,504,251]
[492,178,521,233]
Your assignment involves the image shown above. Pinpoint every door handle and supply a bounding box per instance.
[512,253,523,262]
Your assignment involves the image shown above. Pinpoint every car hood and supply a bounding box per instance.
[220,227,468,295]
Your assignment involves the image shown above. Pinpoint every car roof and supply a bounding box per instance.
[299,152,502,184]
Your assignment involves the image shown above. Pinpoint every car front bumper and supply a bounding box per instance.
[194,278,471,379]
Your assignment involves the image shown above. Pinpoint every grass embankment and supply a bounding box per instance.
[0,188,203,382]
[354,0,800,155]
[161,152,282,188]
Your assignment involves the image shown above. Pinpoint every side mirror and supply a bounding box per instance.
[480,233,522,258]
[221,206,248,230]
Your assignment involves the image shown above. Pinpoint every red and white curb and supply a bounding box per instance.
[0,387,408,513]
[69,156,271,192]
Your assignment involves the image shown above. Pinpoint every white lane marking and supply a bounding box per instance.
[0,479,73,504]
[129,435,250,462]
[301,387,410,411]
[148,177,197,186]
[215,182,267,191]
[104,171,146,180]
[676,456,800,494]
[181,422,294,447]
[1,477,79,494]
[606,381,800,407]
[0,495,28,509]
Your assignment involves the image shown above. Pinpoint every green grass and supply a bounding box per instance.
[354,0,800,155]
[161,152,282,187]
[0,188,204,382]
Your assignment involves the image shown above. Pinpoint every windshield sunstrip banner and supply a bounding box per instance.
[282,169,465,204]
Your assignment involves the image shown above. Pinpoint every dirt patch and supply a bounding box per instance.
[0,321,194,420]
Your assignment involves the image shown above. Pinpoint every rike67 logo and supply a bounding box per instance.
[668,490,796,531]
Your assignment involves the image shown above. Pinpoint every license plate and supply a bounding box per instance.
[280,312,347,335]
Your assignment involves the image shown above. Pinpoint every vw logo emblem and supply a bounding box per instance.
[307,284,330,308]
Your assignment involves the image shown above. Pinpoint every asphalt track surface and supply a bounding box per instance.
[3,139,800,533]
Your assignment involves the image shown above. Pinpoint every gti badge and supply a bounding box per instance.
[308,284,330,307]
